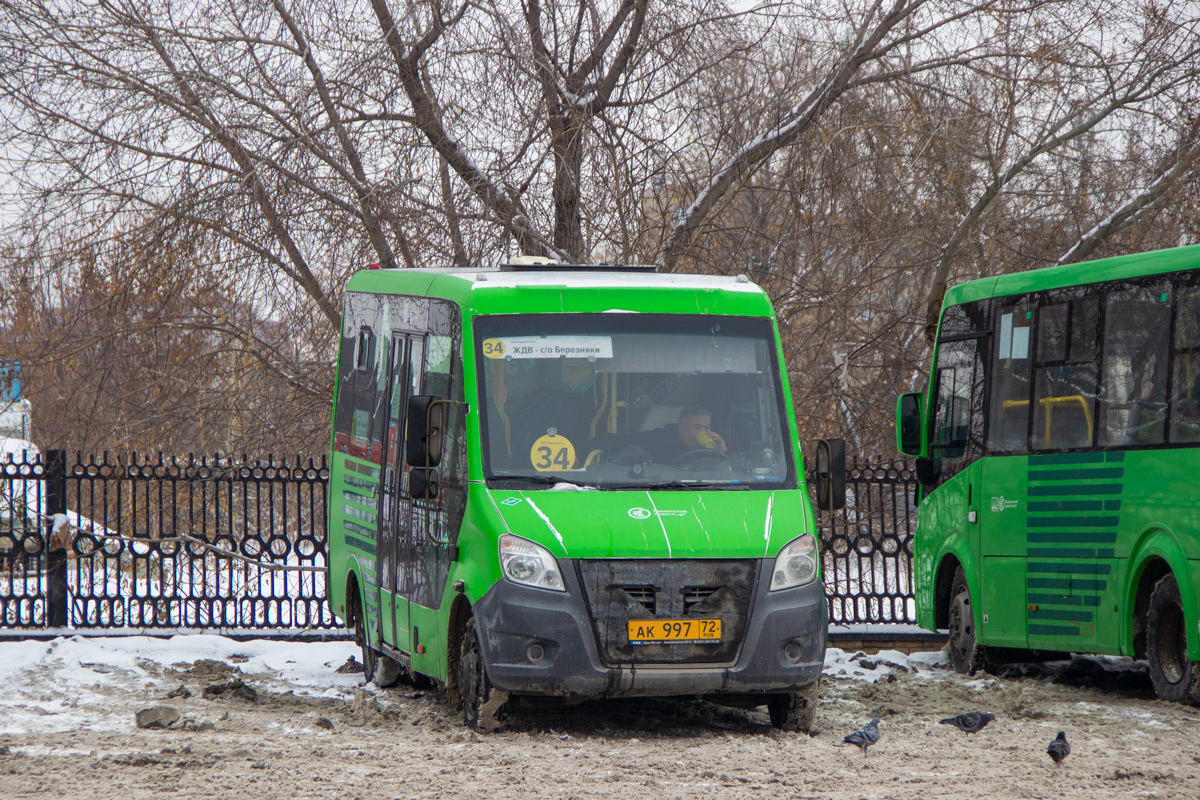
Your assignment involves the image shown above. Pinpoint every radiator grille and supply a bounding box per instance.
[576,560,756,665]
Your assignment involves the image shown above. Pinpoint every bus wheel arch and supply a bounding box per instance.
[345,572,364,645]
[1130,557,1173,660]
[1128,531,1199,662]
[344,570,403,688]
[345,572,377,682]
[934,555,963,631]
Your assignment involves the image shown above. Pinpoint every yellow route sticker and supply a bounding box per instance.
[530,434,576,472]
[482,338,507,359]
[481,336,613,360]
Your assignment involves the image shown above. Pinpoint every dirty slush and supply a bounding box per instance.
[2,649,1199,800]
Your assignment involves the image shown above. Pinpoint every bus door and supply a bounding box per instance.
[407,335,454,668]
[978,299,1035,648]
[984,293,1109,650]
[924,323,986,633]
[378,333,422,653]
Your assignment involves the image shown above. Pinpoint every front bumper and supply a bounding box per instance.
[472,559,827,698]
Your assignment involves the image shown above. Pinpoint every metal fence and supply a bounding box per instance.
[2,449,917,635]
[1,449,331,634]
[816,459,918,625]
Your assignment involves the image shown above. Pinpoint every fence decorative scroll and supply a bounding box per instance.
[2,449,918,634]
[810,459,918,626]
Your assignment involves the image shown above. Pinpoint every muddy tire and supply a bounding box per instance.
[458,616,510,731]
[947,565,984,675]
[1147,573,1200,705]
[767,678,819,733]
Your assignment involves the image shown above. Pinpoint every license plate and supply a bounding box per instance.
[627,618,721,645]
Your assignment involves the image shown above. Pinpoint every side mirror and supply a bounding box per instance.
[814,438,846,512]
[406,395,446,468]
[896,392,925,457]
[408,467,439,500]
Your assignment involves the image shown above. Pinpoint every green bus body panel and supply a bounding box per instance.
[912,463,978,632]
[483,488,810,560]
[327,267,813,683]
[326,453,382,639]
[916,244,1200,661]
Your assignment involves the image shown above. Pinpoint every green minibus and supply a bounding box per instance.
[326,262,832,730]
[898,244,1200,703]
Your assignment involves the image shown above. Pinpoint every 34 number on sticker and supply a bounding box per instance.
[482,338,507,359]
[530,434,576,472]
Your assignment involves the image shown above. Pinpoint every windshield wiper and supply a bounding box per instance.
[601,480,700,490]
[490,475,595,488]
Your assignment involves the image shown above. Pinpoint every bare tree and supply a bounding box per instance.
[0,0,759,449]
[657,0,1200,454]
[917,0,1200,341]
[3,0,1200,456]
[1058,125,1200,265]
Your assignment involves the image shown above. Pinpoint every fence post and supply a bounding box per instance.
[45,448,68,628]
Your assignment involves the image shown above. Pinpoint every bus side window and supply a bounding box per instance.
[987,302,1033,454]
[1170,285,1200,442]
[930,336,985,481]
[1100,282,1170,446]
[1031,295,1098,450]
[333,293,385,461]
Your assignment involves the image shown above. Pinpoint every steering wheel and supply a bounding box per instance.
[675,448,729,469]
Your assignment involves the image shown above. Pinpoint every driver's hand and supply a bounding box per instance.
[707,431,727,452]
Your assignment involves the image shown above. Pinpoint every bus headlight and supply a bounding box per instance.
[499,534,565,592]
[770,534,818,591]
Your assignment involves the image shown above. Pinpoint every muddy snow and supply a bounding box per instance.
[0,635,1198,799]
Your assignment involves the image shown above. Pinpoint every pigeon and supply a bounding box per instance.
[939,711,996,735]
[1047,731,1070,767]
[843,718,881,755]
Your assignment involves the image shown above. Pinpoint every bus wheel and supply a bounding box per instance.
[458,616,510,731]
[767,679,819,733]
[948,566,982,675]
[1147,573,1200,705]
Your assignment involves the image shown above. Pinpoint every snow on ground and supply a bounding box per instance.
[0,637,952,736]
[0,635,359,736]
[1,636,1199,799]
[823,646,949,682]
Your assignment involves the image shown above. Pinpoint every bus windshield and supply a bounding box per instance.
[476,314,794,489]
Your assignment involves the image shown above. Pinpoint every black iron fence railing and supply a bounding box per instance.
[1,449,330,633]
[1,449,917,634]
[812,459,917,625]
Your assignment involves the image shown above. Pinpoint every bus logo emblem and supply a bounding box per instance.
[628,508,652,520]
[990,496,1018,512]
[501,497,522,506]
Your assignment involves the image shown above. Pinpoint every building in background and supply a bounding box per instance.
[0,361,31,441]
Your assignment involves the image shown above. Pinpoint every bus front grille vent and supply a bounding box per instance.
[683,586,719,612]
[576,559,756,665]
[618,586,657,614]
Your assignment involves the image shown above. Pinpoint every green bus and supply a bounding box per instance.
[898,244,1200,703]
[326,262,832,730]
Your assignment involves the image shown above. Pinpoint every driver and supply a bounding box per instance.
[645,405,727,463]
